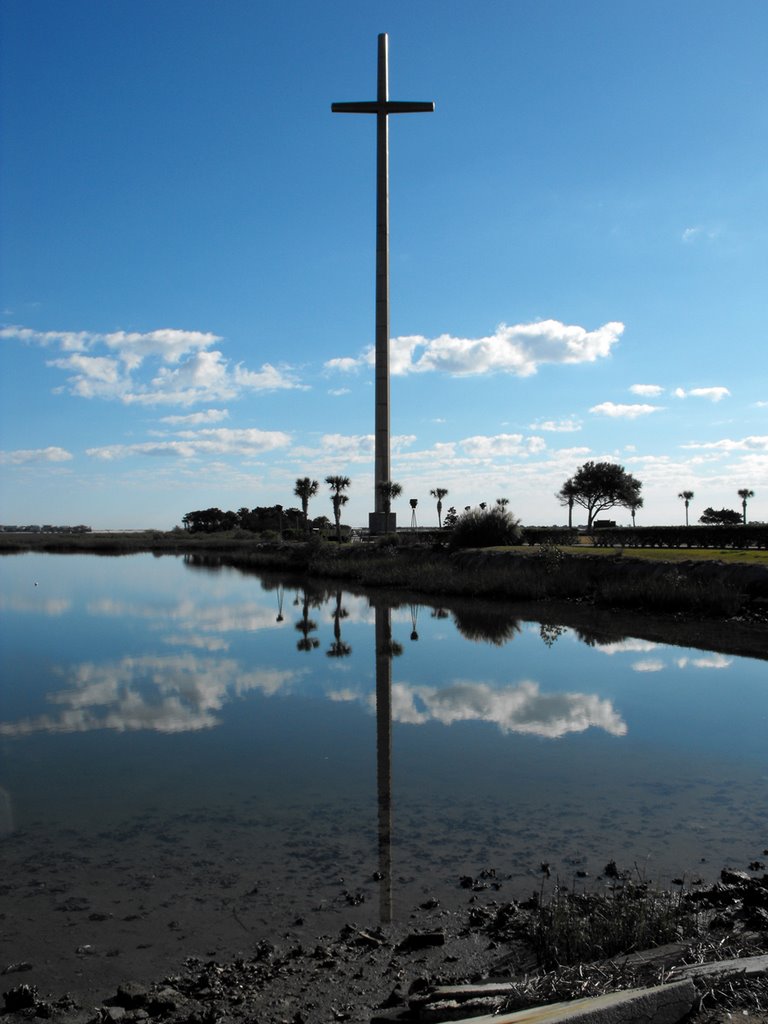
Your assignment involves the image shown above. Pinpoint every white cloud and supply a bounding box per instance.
[328,688,359,703]
[590,402,661,419]
[681,435,768,452]
[554,446,591,458]
[163,635,230,651]
[233,362,308,392]
[689,386,730,402]
[531,419,581,433]
[142,351,234,401]
[160,409,229,425]
[87,594,301,636]
[324,356,363,373]
[592,639,659,655]
[1,325,221,361]
[102,328,219,366]
[87,441,197,460]
[398,441,459,463]
[0,446,74,465]
[86,428,291,461]
[461,434,547,458]
[293,433,417,464]
[1,325,95,351]
[325,320,624,378]
[2,324,306,407]
[177,427,292,452]
[681,225,719,243]
[48,353,121,384]
[676,654,732,670]
[312,433,373,461]
[0,595,72,615]
[630,384,664,397]
[632,659,665,673]
[674,386,730,402]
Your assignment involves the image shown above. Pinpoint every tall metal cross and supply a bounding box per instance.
[332,33,434,534]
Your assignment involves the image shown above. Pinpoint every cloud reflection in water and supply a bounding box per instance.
[0,655,299,735]
[1,649,627,740]
[385,679,627,738]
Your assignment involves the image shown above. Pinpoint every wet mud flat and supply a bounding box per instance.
[3,786,768,1024]
[4,861,768,1024]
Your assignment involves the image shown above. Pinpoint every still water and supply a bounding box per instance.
[1,552,767,992]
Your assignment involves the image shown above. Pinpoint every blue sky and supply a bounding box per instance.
[1,0,766,530]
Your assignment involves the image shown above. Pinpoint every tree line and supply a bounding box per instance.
[181,463,758,537]
[556,463,756,528]
[181,476,459,539]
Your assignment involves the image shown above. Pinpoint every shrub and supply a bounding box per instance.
[449,506,523,549]
[536,541,566,574]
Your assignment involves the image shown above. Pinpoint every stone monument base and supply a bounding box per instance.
[368,512,396,535]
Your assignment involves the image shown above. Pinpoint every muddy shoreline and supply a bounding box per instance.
[4,863,768,1023]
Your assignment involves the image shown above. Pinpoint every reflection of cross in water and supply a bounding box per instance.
[375,604,394,923]
[333,35,434,534]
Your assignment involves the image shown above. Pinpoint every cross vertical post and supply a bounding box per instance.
[332,34,434,534]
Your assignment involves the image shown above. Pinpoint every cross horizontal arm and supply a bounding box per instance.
[332,101,435,115]
[331,102,378,114]
[386,101,435,114]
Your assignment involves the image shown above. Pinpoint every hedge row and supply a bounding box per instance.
[590,524,768,549]
[521,527,580,546]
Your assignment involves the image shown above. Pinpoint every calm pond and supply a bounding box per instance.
[1,552,767,997]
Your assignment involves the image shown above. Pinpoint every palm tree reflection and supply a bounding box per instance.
[295,587,320,652]
[327,591,352,658]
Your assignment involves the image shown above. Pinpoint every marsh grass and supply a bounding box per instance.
[306,546,745,617]
[597,570,744,617]
[530,881,698,970]
[0,532,756,618]
[495,883,768,1019]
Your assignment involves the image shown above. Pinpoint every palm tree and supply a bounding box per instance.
[325,475,351,541]
[430,488,449,528]
[557,479,577,529]
[496,497,510,509]
[294,477,319,535]
[376,480,402,533]
[628,496,643,526]
[738,488,755,525]
[678,490,694,527]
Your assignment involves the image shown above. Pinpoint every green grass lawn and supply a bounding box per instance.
[475,544,768,567]
[555,546,768,567]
